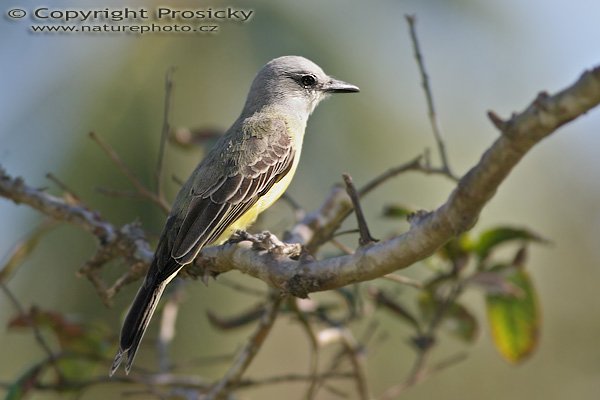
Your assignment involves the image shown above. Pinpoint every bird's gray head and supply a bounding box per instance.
[242,55,359,119]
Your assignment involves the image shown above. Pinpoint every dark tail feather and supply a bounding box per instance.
[109,276,169,376]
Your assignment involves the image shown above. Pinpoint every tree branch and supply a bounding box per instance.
[405,14,456,179]
[205,292,283,399]
[0,284,63,380]
[156,67,176,202]
[0,168,116,242]
[89,131,170,214]
[343,173,377,246]
[0,167,154,303]
[193,65,600,297]
[1,66,599,301]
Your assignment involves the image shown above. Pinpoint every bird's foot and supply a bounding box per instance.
[230,230,302,258]
[228,229,253,243]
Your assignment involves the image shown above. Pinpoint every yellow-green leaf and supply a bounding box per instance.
[485,265,540,364]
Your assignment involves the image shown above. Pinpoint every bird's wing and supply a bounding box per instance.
[164,118,295,269]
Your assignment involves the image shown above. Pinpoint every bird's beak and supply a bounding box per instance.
[322,78,360,93]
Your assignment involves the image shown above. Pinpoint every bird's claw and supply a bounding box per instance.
[230,230,302,258]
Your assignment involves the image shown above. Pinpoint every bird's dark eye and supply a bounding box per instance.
[301,74,317,88]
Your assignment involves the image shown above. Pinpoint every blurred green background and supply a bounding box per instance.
[2,0,600,399]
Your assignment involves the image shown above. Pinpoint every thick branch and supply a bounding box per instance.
[1,67,599,299]
[194,66,600,297]
[0,168,153,302]
[0,170,116,242]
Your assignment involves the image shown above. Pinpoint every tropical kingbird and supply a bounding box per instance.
[110,55,359,375]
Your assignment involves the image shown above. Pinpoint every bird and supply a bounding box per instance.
[110,55,359,375]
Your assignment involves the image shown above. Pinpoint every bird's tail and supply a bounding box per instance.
[109,275,171,376]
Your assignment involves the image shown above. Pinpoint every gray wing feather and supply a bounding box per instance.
[168,118,294,266]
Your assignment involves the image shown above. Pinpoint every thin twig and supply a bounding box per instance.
[216,276,266,297]
[378,352,467,399]
[359,154,458,199]
[236,372,353,389]
[77,222,152,305]
[286,155,453,253]
[316,328,369,400]
[343,174,377,246]
[322,382,351,398]
[281,192,306,222]
[382,274,423,289]
[412,283,462,379]
[205,292,283,399]
[330,238,355,255]
[288,298,320,400]
[1,368,352,394]
[359,155,423,196]
[358,320,389,361]
[89,131,170,214]
[405,15,456,179]
[379,283,463,398]
[156,67,176,202]
[0,283,63,380]
[333,228,361,238]
[206,303,267,330]
[46,172,81,203]
[342,334,369,400]
[426,282,462,333]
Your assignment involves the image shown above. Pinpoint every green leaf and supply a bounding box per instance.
[382,204,413,219]
[418,292,479,343]
[485,265,540,364]
[473,226,548,260]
